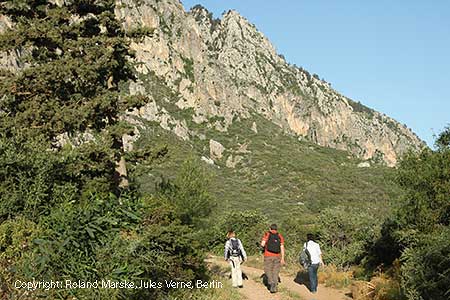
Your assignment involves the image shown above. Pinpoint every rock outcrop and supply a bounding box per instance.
[209,139,225,160]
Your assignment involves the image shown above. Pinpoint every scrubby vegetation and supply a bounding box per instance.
[313,127,450,300]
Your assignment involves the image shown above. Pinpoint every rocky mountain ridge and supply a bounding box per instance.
[1,0,425,166]
[115,0,424,166]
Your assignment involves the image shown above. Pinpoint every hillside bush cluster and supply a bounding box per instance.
[0,133,212,299]
[202,210,269,256]
[315,128,450,300]
[317,206,381,269]
[391,133,450,300]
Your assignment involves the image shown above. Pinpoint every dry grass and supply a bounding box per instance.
[351,276,402,300]
[317,263,403,300]
[318,264,353,289]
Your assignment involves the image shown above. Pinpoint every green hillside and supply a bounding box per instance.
[134,112,401,221]
[125,70,402,222]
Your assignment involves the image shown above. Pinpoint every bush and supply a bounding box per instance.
[319,264,353,288]
[0,194,208,299]
[318,206,381,268]
[0,133,213,299]
[157,158,216,226]
[400,227,450,300]
[369,127,450,300]
[281,210,320,264]
[202,210,268,256]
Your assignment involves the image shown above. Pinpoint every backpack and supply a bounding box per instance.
[230,239,242,257]
[266,232,281,254]
[299,241,312,268]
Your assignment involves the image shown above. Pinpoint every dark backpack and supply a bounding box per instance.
[266,232,281,254]
[299,241,312,268]
[230,239,242,257]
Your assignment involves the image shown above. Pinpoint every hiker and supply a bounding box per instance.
[303,233,323,294]
[224,230,247,288]
[260,223,285,293]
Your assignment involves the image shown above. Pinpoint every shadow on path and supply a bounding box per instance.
[294,270,312,292]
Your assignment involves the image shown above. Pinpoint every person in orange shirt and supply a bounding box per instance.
[260,223,285,293]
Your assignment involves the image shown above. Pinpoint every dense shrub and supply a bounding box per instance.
[203,210,268,256]
[156,158,216,227]
[318,206,381,268]
[400,227,450,300]
[377,127,450,299]
[281,210,320,263]
[0,137,211,299]
[0,190,208,299]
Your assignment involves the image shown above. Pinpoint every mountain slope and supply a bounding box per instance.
[115,0,424,166]
[132,112,401,220]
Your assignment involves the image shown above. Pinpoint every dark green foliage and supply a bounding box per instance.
[156,158,216,226]
[317,206,382,268]
[401,227,450,300]
[125,26,155,41]
[202,210,268,256]
[182,56,195,82]
[0,130,124,220]
[368,127,450,299]
[0,0,145,146]
[347,99,375,118]
[0,131,211,299]
[0,128,212,300]
[0,193,207,299]
[0,133,65,220]
[396,149,450,233]
[191,4,214,24]
[275,210,319,263]
[435,124,450,149]
[366,217,403,269]
[0,0,148,197]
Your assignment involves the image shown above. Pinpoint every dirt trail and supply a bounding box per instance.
[207,256,352,300]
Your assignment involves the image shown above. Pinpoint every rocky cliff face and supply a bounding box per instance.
[1,0,424,166]
[114,0,424,166]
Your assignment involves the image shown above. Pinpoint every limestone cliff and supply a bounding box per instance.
[113,0,424,166]
[0,0,425,166]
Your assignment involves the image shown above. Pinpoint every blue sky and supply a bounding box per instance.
[181,0,450,147]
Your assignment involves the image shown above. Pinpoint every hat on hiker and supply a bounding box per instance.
[270,224,277,230]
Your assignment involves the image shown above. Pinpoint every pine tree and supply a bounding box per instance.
[0,0,145,190]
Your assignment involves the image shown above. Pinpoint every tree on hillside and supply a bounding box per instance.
[0,0,145,191]
[435,125,450,149]
[374,126,450,300]
[156,158,216,226]
[396,128,450,233]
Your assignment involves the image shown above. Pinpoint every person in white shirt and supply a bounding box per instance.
[303,233,324,293]
[224,230,247,288]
